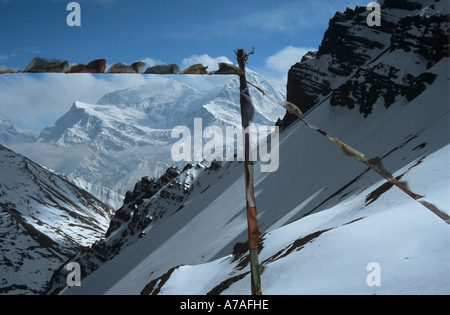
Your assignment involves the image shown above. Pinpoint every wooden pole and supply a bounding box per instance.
[235,48,262,295]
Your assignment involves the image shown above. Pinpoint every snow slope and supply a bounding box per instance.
[54,55,449,295]
[150,145,450,295]
[0,144,114,294]
[62,174,124,210]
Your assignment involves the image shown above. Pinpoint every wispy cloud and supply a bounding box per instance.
[266,46,315,73]
[0,73,168,132]
[177,54,235,91]
[238,0,370,34]
[165,0,369,40]
[140,57,165,68]
[182,54,233,72]
[22,46,43,54]
[259,45,315,84]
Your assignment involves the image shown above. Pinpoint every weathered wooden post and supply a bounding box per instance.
[235,47,263,295]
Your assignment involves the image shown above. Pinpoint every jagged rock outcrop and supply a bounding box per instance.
[105,166,181,237]
[284,0,448,127]
[44,161,224,294]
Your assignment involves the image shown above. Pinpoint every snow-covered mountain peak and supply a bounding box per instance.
[0,116,37,145]
[12,71,285,196]
[96,71,285,129]
[0,116,11,124]
[97,78,202,116]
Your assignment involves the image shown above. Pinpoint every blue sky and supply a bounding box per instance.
[1,0,370,74]
[0,0,369,131]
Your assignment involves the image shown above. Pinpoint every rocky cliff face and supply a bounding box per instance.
[284,0,448,127]
[105,166,182,238]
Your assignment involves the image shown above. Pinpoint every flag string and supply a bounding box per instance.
[246,80,449,224]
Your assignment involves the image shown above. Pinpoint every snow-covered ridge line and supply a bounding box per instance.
[0,144,114,295]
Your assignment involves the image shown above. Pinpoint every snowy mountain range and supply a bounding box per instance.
[0,0,448,297]
[41,0,449,296]
[0,117,37,145]
[6,70,285,202]
[0,69,284,295]
[0,144,114,294]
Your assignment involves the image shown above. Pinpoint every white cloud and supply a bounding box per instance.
[175,54,236,91]
[22,46,43,55]
[182,54,233,72]
[266,46,315,74]
[263,46,316,84]
[140,57,165,68]
[0,73,168,132]
[165,0,369,42]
